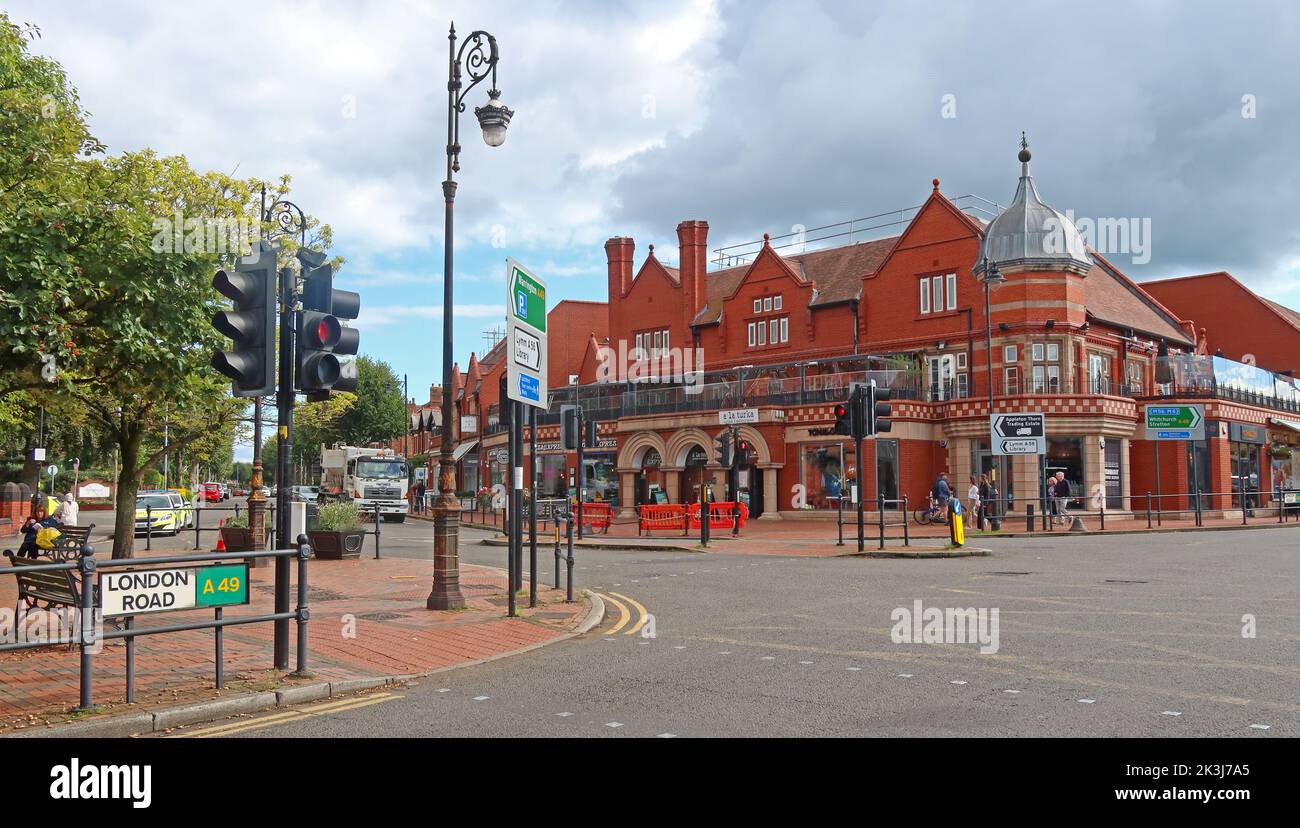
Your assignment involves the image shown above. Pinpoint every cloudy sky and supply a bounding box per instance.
[9,0,1300,458]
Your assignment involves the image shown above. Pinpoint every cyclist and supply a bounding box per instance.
[931,472,952,524]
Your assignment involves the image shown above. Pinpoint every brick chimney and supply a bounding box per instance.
[676,220,709,332]
[605,236,634,340]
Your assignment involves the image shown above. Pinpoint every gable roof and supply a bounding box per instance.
[691,235,898,326]
[1142,271,1300,339]
[1084,251,1193,345]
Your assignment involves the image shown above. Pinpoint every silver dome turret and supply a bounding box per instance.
[973,134,1092,278]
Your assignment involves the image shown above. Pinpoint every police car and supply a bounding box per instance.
[134,490,194,536]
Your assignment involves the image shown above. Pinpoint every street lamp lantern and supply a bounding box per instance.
[475,90,513,147]
[981,256,1006,288]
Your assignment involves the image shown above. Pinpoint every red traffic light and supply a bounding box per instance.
[834,404,847,418]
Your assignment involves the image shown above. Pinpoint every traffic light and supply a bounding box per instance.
[211,240,277,396]
[733,437,752,467]
[296,260,361,398]
[561,405,580,450]
[499,373,512,428]
[833,400,853,436]
[868,382,893,435]
[713,430,732,467]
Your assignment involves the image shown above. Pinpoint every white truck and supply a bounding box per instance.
[320,445,410,522]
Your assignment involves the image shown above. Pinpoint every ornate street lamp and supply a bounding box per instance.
[429,24,513,611]
[979,255,1006,526]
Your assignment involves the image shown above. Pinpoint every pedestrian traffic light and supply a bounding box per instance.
[713,430,732,467]
[734,437,752,467]
[211,240,277,397]
[296,260,361,398]
[561,405,580,450]
[868,382,892,435]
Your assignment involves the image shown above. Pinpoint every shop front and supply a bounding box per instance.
[1229,423,1266,509]
[1268,418,1300,495]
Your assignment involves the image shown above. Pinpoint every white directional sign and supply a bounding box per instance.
[719,408,759,425]
[505,258,548,409]
[991,412,1047,455]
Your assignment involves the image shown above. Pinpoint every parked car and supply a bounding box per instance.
[290,485,320,503]
[202,482,226,502]
[134,490,194,536]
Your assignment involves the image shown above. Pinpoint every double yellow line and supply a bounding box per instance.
[596,592,650,636]
[173,692,400,738]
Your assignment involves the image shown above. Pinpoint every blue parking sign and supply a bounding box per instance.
[518,374,540,402]
[515,290,527,319]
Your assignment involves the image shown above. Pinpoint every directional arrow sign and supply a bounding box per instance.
[991,412,1046,455]
[1144,404,1204,440]
[505,258,548,409]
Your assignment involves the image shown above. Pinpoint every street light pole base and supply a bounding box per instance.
[426,498,466,610]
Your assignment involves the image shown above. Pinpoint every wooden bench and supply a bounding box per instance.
[47,523,94,562]
[4,549,84,617]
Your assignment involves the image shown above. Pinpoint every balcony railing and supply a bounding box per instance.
[479,353,1300,429]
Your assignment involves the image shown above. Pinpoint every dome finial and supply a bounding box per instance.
[1018,131,1032,164]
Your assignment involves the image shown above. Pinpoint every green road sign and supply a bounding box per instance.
[510,264,547,333]
[1143,404,1205,440]
[195,563,249,608]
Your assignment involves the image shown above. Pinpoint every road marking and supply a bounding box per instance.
[951,680,968,685]
[760,656,775,661]
[556,712,574,717]
[610,591,650,636]
[718,651,732,655]
[1249,724,1270,730]
[656,733,677,738]
[473,695,490,701]
[799,660,814,665]
[179,693,399,738]
[1161,711,1182,716]
[1078,699,1096,704]
[1003,689,1021,694]
[605,722,623,728]
[846,667,862,672]
[897,674,913,678]
[437,688,451,693]
[598,592,632,634]
[673,645,686,650]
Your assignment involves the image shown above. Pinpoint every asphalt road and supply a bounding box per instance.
[150,517,1300,738]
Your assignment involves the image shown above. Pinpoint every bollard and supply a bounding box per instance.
[553,522,562,590]
[565,512,575,603]
[373,505,381,559]
[878,496,885,551]
[836,495,843,546]
[145,505,152,550]
[1099,501,1106,531]
[295,534,312,675]
[215,606,224,689]
[1026,503,1034,533]
[902,495,910,547]
[1146,492,1152,529]
[194,505,201,550]
[76,542,96,711]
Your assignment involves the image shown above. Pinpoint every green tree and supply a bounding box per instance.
[334,357,406,447]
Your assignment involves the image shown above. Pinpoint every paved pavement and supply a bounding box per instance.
[153,520,1300,738]
[0,515,588,727]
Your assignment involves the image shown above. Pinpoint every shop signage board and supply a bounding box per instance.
[1144,404,1204,440]
[505,258,548,409]
[719,408,759,425]
[99,563,249,618]
[991,413,1047,455]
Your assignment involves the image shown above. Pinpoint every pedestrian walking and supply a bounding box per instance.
[978,474,993,529]
[414,480,427,514]
[55,492,78,526]
[966,475,980,529]
[1054,472,1070,525]
[931,472,952,523]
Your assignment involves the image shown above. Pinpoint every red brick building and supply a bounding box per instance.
[450,140,1300,520]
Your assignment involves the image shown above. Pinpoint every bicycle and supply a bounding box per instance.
[913,497,946,526]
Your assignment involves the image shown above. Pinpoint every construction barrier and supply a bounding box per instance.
[580,501,612,534]
[688,501,749,530]
[638,504,688,536]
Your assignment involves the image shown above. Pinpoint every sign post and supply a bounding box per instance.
[505,259,548,618]
[1144,404,1205,523]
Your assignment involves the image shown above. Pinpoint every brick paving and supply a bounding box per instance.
[0,553,587,729]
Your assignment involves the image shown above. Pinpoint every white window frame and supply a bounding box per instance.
[774,295,783,311]
[753,299,761,314]
[780,317,788,343]
[1004,366,1020,395]
[946,273,957,309]
[662,329,669,351]
[932,276,944,313]
[757,321,766,345]
[1047,342,1060,362]
[747,323,756,347]
[769,319,778,344]
[957,351,967,370]
[956,373,968,398]
[653,331,662,351]
[635,333,643,353]
[920,279,930,314]
[1032,343,1045,362]
[1004,344,1018,363]
[763,297,772,312]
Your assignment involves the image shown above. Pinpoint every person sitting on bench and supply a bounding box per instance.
[18,503,61,558]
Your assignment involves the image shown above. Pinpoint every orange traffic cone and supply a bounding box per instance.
[215,518,226,551]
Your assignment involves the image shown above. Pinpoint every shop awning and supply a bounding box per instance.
[1269,417,1300,433]
[451,439,479,463]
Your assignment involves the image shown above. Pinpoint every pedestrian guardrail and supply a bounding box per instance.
[1,535,313,711]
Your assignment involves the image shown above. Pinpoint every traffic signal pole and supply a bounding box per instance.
[273,265,295,670]
[528,404,538,608]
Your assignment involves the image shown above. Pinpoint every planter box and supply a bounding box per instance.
[219,526,270,568]
[308,529,365,560]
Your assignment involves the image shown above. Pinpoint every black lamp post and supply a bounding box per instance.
[980,255,1006,525]
[429,23,513,611]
